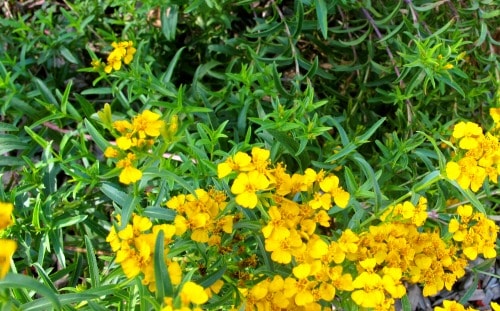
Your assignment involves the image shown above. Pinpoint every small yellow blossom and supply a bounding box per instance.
[116,153,142,184]
[0,202,14,230]
[180,281,209,305]
[104,41,136,73]
[231,171,270,208]
[0,239,16,279]
[434,300,478,311]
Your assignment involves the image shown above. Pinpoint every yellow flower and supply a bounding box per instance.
[0,202,14,230]
[116,153,142,184]
[132,110,165,139]
[490,108,500,124]
[104,41,136,73]
[180,281,208,305]
[217,152,252,178]
[113,120,133,134]
[452,121,483,150]
[446,161,461,180]
[0,239,16,279]
[319,175,350,208]
[231,171,269,208]
[434,300,477,311]
[104,146,119,158]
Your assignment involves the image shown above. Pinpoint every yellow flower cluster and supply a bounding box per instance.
[448,204,498,260]
[92,41,136,73]
[103,109,165,184]
[434,300,500,311]
[352,201,467,306]
[446,109,500,191]
[218,147,350,209]
[106,213,223,310]
[161,281,209,311]
[106,214,182,292]
[0,201,17,279]
[166,188,234,244]
[104,144,498,310]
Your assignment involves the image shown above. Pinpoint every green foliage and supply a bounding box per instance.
[0,0,499,310]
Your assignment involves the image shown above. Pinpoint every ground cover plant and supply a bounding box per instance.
[0,0,499,310]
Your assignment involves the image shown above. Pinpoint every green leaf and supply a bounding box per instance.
[31,263,58,292]
[100,183,130,208]
[53,215,88,229]
[60,79,72,115]
[292,0,304,39]
[81,87,112,95]
[60,47,79,64]
[162,47,185,83]
[198,257,227,288]
[157,169,196,194]
[144,207,177,221]
[161,5,178,41]
[401,294,412,311]
[459,271,478,305]
[352,153,382,211]
[338,28,370,47]
[84,118,110,152]
[85,236,101,288]
[314,0,328,39]
[33,77,59,107]
[271,63,294,99]
[0,274,61,310]
[0,134,28,153]
[23,126,49,149]
[154,230,173,301]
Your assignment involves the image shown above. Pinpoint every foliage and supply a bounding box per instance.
[0,0,499,310]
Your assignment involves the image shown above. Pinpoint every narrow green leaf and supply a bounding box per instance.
[33,77,59,107]
[31,263,58,292]
[81,87,112,95]
[158,169,196,194]
[49,230,66,269]
[292,0,304,39]
[162,47,185,83]
[24,126,49,149]
[401,294,412,311]
[53,215,88,229]
[85,236,101,288]
[271,63,294,99]
[60,47,79,64]
[144,207,176,221]
[198,260,227,288]
[0,274,61,310]
[0,122,19,132]
[412,0,448,12]
[356,117,386,142]
[100,183,130,208]
[84,118,110,152]
[373,0,402,25]
[154,230,173,301]
[314,0,328,39]
[352,153,382,211]
[60,79,72,115]
[459,272,478,305]
[412,170,442,193]
[161,5,178,41]
[338,30,370,47]
[304,56,319,79]
[0,134,28,153]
